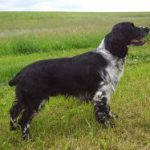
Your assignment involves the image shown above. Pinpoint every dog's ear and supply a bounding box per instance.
[105,32,128,58]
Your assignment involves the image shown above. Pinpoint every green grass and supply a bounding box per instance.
[0,12,150,149]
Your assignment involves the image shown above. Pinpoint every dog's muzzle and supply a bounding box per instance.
[131,27,150,46]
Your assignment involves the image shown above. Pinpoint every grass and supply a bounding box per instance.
[0,12,150,149]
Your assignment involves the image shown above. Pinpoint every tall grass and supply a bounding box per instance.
[0,33,102,56]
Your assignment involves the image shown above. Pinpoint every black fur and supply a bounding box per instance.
[9,22,149,139]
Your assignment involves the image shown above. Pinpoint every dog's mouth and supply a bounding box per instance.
[131,37,145,46]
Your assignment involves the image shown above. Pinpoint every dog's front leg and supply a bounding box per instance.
[93,86,117,128]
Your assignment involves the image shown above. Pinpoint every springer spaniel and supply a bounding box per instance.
[9,22,149,139]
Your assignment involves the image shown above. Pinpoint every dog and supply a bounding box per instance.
[9,22,149,139]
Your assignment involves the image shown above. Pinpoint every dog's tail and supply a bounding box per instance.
[8,72,21,86]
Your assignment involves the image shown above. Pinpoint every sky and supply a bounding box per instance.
[0,0,150,12]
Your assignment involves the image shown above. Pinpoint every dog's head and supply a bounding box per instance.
[105,22,149,58]
[112,22,149,46]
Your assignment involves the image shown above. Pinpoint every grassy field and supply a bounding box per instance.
[0,12,150,150]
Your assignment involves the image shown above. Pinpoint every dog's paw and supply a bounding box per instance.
[95,112,116,128]
[109,111,118,119]
[103,119,115,128]
[22,132,30,140]
[10,122,20,131]
[10,125,18,131]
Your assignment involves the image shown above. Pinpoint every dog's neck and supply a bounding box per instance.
[96,37,128,59]
[96,39,114,59]
[95,39,125,66]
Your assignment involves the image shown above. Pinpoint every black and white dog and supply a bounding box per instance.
[9,22,149,139]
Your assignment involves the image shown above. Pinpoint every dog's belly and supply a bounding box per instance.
[47,77,100,99]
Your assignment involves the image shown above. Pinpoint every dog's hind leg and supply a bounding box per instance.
[18,98,47,140]
[18,106,36,140]
[9,100,24,131]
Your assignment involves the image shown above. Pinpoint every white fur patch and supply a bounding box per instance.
[23,124,30,133]
[94,39,125,103]
[10,117,17,126]
[93,91,103,101]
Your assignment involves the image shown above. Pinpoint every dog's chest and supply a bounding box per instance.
[105,59,124,88]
